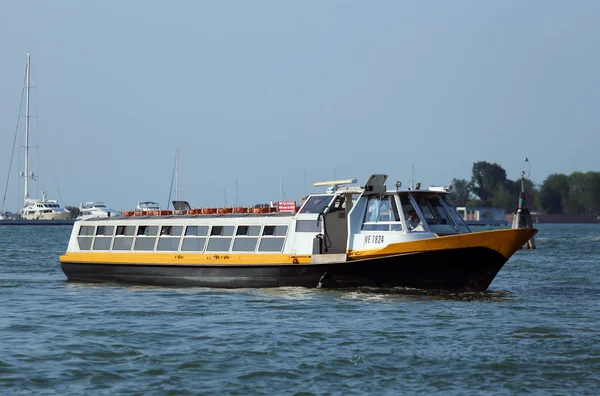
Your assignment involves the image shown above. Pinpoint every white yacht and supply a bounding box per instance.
[15,54,70,221]
[77,202,122,220]
[20,191,71,220]
[137,201,160,211]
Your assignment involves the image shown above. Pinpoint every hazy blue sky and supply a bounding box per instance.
[1,1,598,212]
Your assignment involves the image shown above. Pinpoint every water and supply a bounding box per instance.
[1,224,599,394]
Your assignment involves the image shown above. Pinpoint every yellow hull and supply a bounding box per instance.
[60,228,537,267]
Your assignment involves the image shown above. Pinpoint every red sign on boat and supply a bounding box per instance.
[277,200,296,213]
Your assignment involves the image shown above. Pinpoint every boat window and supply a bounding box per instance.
[400,195,426,233]
[299,195,334,214]
[236,225,261,236]
[258,238,285,252]
[210,226,234,236]
[77,236,92,250]
[137,226,158,236]
[116,226,136,236]
[134,237,157,251]
[93,237,112,251]
[157,237,182,251]
[329,195,346,213]
[78,226,95,236]
[96,226,114,236]
[181,238,207,251]
[206,238,232,252]
[185,225,208,236]
[113,237,133,251]
[440,196,471,233]
[295,220,321,233]
[263,225,288,236]
[414,194,460,234]
[232,237,259,252]
[362,195,402,231]
[160,225,182,236]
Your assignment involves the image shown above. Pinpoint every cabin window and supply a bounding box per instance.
[258,237,285,252]
[77,226,94,250]
[157,225,183,250]
[206,237,232,252]
[137,225,158,236]
[113,237,133,251]
[232,225,261,252]
[77,236,93,250]
[160,225,183,236]
[134,237,157,251]
[400,195,426,233]
[440,196,471,233]
[263,225,288,236]
[181,226,208,251]
[299,195,334,214]
[232,237,259,252]
[210,226,234,236]
[362,195,402,231]
[79,226,95,236]
[295,220,321,232]
[257,225,287,252]
[185,225,208,236]
[96,226,114,236]
[236,225,261,236]
[181,238,207,251]
[116,226,136,236]
[157,237,182,251]
[93,237,112,251]
[413,194,460,235]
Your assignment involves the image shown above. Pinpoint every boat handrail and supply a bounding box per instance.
[122,206,302,217]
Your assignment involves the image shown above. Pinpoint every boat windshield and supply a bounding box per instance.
[299,195,334,214]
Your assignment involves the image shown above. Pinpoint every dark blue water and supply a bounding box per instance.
[1,224,599,394]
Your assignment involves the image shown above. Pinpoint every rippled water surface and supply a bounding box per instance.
[1,224,599,394]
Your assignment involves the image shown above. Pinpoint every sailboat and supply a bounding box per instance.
[15,54,70,221]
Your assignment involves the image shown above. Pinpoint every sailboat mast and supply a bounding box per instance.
[175,147,179,201]
[24,53,31,204]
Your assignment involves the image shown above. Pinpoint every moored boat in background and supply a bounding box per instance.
[59,173,537,291]
[76,202,122,220]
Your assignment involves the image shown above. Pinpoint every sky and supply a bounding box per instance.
[1,1,598,212]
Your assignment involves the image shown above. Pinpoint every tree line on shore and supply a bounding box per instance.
[447,161,600,217]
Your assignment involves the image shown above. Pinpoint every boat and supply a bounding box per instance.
[76,202,122,220]
[5,54,71,222]
[59,174,537,291]
[137,201,160,211]
[19,190,71,220]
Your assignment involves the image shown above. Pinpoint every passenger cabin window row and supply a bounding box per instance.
[77,224,289,253]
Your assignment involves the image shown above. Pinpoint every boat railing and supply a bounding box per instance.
[122,205,302,218]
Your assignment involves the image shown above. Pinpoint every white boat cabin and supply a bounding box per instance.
[70,174,472,256]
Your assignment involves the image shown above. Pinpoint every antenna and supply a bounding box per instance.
[235,178,238,207]
[303,170,307,197]
[279,176,286,200]
[411,157,414,190]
